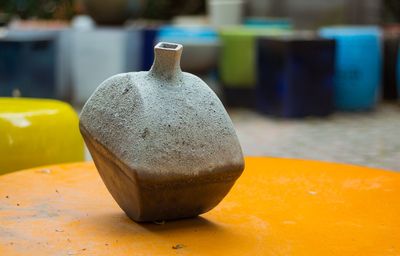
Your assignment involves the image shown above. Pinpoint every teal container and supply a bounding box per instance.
[244,17,293,30]
[397,44,400,97]
[319,26,382,110]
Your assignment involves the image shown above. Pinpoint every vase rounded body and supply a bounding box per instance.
[80,42,244,222]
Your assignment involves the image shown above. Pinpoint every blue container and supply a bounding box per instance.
[140,27,159,71]
[256,35,336,118]
[244,17,293,30]
[397,44,400,97]
[319,26,382,110]
[157,25,219,43]
[0,35,56,98]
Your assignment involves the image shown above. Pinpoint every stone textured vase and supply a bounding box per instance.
[79,42,244,222]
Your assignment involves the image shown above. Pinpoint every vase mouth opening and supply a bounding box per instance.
[155,42,183,52]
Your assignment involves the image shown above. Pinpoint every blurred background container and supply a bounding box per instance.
[0,98,84,174]
[0,34,56,98]
[6,22,73,100]
[70,26,142,105]
[256,33,335,117]
[319,26,382,111]
[208,0,243,27]
[383,24,400,100]
[219,27,291,107]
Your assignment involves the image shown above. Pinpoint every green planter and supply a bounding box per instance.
[219,27,291,89]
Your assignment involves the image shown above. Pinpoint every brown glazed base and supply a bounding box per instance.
[80,124,243,222]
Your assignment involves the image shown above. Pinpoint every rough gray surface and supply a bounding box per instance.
[80,72,243,177]
[79,42,244,221]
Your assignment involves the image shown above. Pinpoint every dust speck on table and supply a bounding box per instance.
[37,169,51,174]
[308,191,317,195]
[172,244,185,250]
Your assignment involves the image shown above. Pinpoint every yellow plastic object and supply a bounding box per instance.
[0,157,399,255]
[0,98,84,174]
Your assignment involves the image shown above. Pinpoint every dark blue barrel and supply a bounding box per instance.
[256,35,336,118]
[0,35,56,98]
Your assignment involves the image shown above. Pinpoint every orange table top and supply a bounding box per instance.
[0,157,399,255]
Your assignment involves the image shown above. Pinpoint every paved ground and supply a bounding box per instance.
[230,103,400,171]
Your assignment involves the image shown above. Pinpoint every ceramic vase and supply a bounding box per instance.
[80,42,244,222]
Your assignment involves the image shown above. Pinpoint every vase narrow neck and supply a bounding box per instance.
[149,42,183,81]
